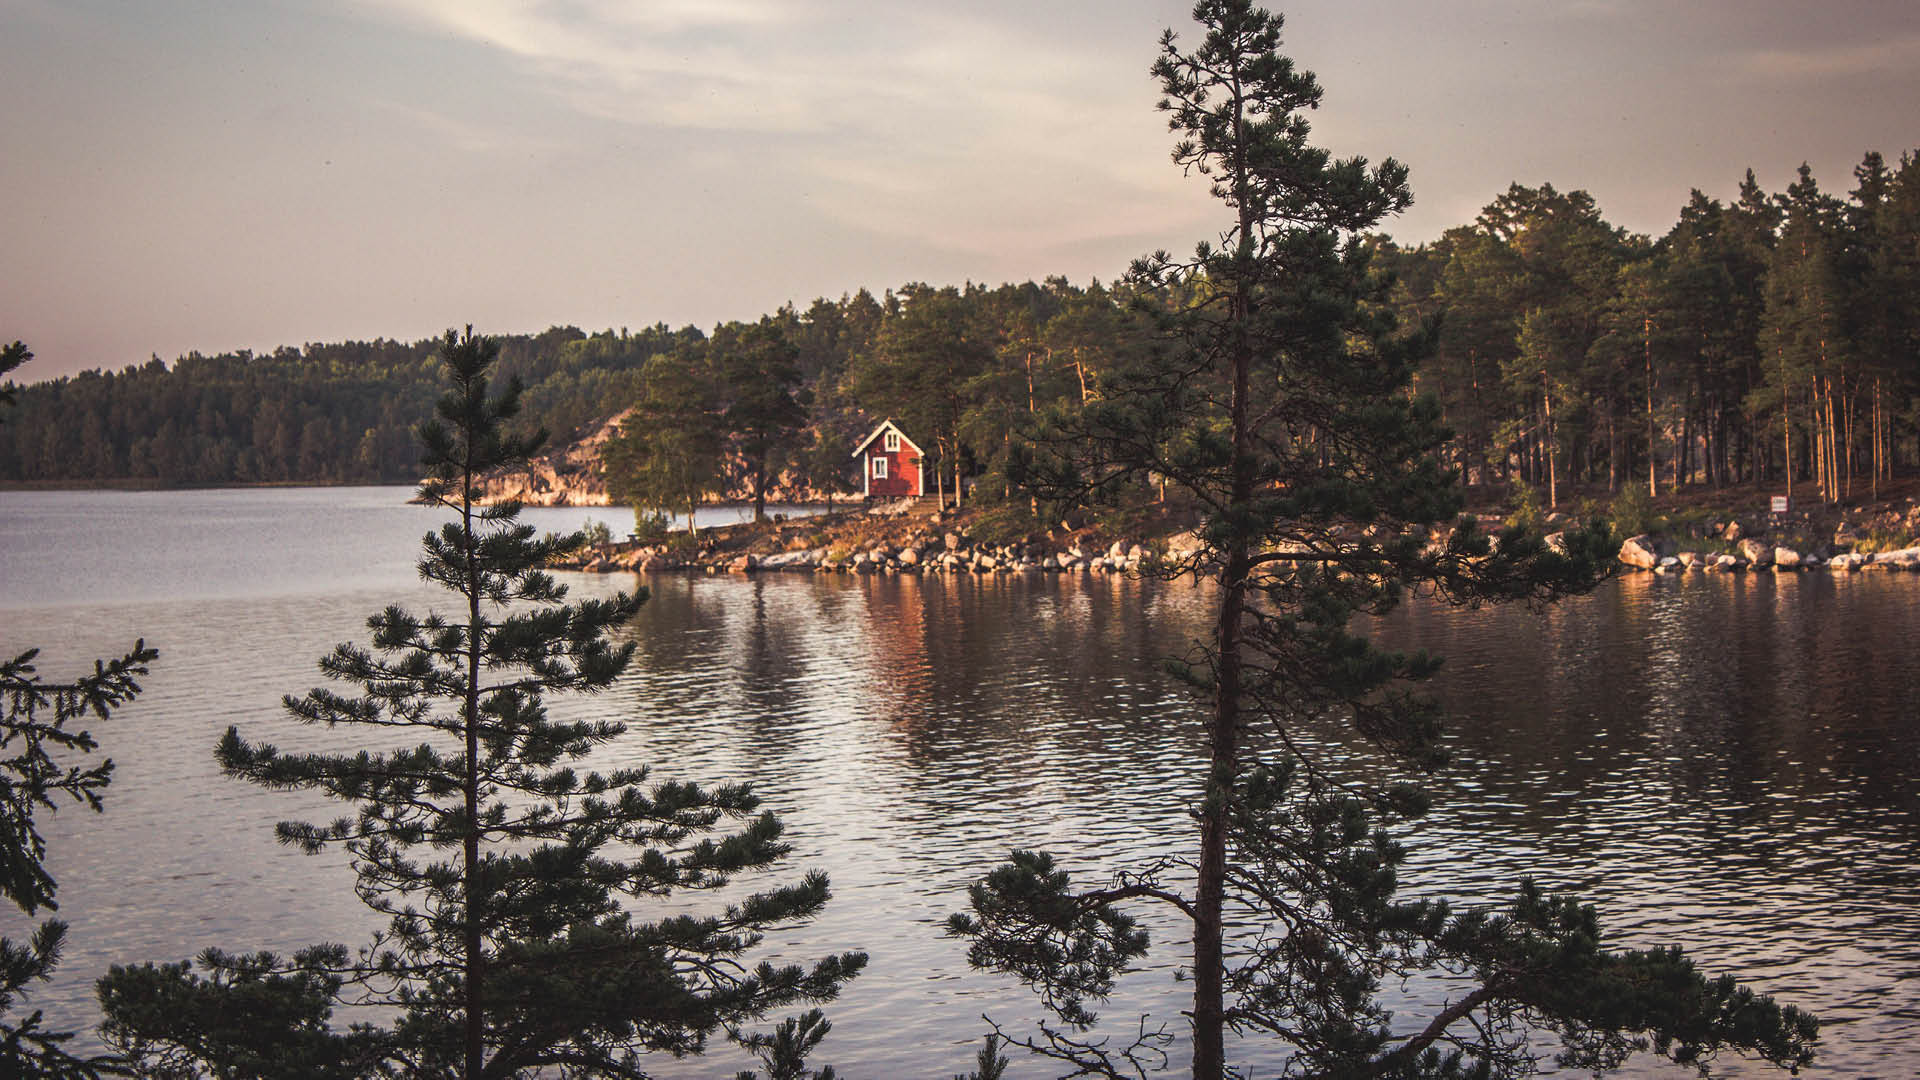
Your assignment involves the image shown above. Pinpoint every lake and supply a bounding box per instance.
[2,487,1916,1077]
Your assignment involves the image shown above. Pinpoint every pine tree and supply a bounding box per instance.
[1759,165,1849,501]
[951,5,1816,1078]
[601,345,726,537]
[1,643,154,1079]
[713,320,809,522]
[99,328,863,1079]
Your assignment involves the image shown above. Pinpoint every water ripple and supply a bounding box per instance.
[3,490,1916,1076]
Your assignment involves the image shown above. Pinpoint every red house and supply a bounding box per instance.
[851,419,924,499]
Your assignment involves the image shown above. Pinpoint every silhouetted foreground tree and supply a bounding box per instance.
[1,643,154,1079]
[98,328,863,1079]
[951,4,1817,1078]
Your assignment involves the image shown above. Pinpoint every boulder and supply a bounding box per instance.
[1738,538,1774,568]
[759,550,813,570]
[898,547,921,565]
[1773,547,1803,569]
[1723,520,1745,542]
[728,554,756,574]
[1618,534,1669,569]
[1544,532,1569,555]
[1165,530,1205,560]
[1109,539,1129,560]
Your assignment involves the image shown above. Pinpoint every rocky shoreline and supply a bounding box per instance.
[546,493,1920,581]
[1611,496,1920,575]
[1616,532,1920,574]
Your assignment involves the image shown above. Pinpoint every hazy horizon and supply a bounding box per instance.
[4,0,1917,383]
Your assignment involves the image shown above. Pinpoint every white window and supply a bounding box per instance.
[872,457,888,479]
[883,430,900,452]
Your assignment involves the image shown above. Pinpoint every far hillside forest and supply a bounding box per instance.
[5,151,1919,509]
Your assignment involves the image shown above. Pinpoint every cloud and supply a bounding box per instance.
[340,0,1193,257]
[1731,32,1920,80]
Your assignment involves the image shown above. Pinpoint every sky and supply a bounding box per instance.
[3,0,1917,382]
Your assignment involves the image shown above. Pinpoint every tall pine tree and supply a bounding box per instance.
[100,328,862,1079]
[952,5,1816,1078]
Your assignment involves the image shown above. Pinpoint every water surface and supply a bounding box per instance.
[2,488,1914,1077]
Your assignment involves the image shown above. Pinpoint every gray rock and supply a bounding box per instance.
[1773,547,1803,569]
[898,546,921,565]
[1738,538,1774,568]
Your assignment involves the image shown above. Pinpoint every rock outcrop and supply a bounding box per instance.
[472,411,628,506]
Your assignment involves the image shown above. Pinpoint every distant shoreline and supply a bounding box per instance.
[0,480,839,513]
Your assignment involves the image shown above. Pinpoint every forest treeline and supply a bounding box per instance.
[4,150,1917,507]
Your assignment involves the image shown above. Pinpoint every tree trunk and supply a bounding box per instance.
[753,455,768,522]
[461,461,486,1080]
[935,441,947,510]
[1645,314,1657,498]
[1780,344,1792,502]
[1544,379,1558,510]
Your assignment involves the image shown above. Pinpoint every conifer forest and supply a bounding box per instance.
[4,156,1917,511]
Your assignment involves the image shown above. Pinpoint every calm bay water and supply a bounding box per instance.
[2,487,1916,1077]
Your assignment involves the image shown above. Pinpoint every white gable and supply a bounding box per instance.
[850,418,924,459]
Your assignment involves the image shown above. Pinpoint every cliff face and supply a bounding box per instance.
[478,409,861,508]
[473,411,627,506]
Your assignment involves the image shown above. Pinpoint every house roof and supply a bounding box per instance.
[850,418,924,459]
